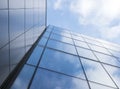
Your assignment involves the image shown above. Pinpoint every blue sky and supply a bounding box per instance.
[47,0,120,45]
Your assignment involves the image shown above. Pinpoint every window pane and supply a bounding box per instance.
[108,49,120,58]
[104,64,120,88]
[9,0,24,8]
[38,37,47,46]
[30,68,89,89]
[43,31,50,38]
[9,10,24,40]
[50,33,73,45]
[76,47,97,61]
[47,39,77,55]
[0,0,7,8]
[94,52,120,67]
[85,38,103,47]
[0,45,9,86]
[0,10,8,48]
[27,46,43,66]
[74,40,89,49]
[52,30,71,38]
[72,35,84,42]
[11,65,35,89]
[90,82,116,89]
[40,48,85,79]
[88,44,111,55]
[81,58,116,88]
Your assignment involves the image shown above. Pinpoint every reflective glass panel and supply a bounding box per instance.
[50,33,73,45]
[47,39,77,55]
[27,46,43,66]
[40,48,85,79]
[85,38,103,47]
[74,40,89,49]
[25,0,33,8]
[81,58,116,88]
[52,30,71,38]
[90,82,116,89]
[25,9,33,30]
[38,37,47,46]
[30,68,89,89]
[104,64,120,88]
[0,0,7,8]
[76,47,97,61]
[25,29,33,47]
[0,45,9,86]
[9,10,24,40]
[0,10,8,48]
[108,49,120,58]
[11,65,35,89]
[43,31,50,38]
[94,52,120,67]
[9,0,24,8]
[10,34,25,66]
[88,44,111,55]
[72,35,84,41]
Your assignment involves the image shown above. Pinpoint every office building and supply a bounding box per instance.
[0,0,46,87]
[1,0,120,89]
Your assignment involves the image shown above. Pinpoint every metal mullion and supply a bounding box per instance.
[81,35,119,89]
[27,26,53,89]
[70,31,91,89]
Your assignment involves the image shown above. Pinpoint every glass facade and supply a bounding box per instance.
[0,0,46,86]
[10,25,120,89]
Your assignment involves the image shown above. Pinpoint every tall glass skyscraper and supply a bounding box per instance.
[1,1,120,89]
[0,0,46,88]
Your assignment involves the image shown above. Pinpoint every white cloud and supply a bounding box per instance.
[70,0,120,40]
[54,0,62,10]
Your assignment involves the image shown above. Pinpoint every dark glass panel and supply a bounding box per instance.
[9,10,24,40]
[33,9,39,26]
[30,68,89,89]
[0,45,9,86]
[0,10,8,48]
[38,37,47,46]
[10,34,25,69]
[40,48,85,79]
[25,29,33,47]
[27,46,43,66]
[43,31,50,38]
[11,65,35,89]
[25,9,33,31]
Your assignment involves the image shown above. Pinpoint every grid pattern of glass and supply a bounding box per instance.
[0,0,46,86]
[11,25,120,89]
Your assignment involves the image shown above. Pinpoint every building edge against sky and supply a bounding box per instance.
[1,0,120,89]
[0,0,46,87]
[9,25,120,89]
